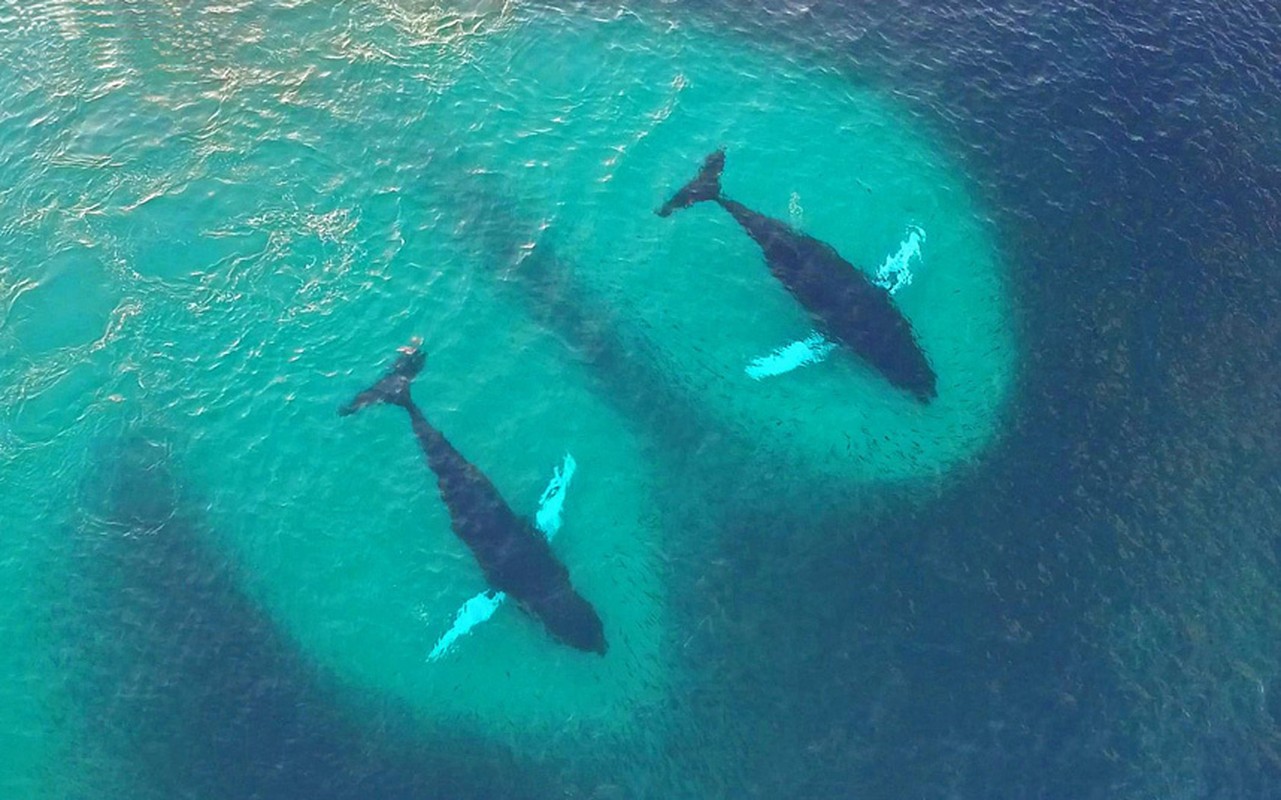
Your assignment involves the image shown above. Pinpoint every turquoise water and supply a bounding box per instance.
[431,14,1015,486]
[1,0,1011,779]
[5,0,1278,797]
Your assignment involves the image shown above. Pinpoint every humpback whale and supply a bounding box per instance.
[340,344,607,655]
[658,150,937,402]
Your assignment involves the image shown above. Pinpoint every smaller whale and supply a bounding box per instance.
[341,344,607,655]
[658,150,937,402]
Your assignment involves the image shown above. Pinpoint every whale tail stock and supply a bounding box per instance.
[656,149,726,217]
[338,342,426,416]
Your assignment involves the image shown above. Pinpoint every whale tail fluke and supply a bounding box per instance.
[657,149,725,217]
[339,344,425,416]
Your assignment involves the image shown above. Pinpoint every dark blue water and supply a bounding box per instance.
[15,1,1281,798]
[684,2,1281,798]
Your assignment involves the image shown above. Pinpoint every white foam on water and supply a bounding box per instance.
[788,191,804,226]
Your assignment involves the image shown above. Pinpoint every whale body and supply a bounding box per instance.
[658,150,937,402]
[341,346,607,655]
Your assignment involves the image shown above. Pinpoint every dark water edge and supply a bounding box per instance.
[59,432,562,800]
[654,1,1281,798]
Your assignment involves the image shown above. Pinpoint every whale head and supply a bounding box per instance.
[528,589,607,656]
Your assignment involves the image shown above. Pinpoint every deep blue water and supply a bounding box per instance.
[694,2,1281,798]
[5,1,1281,798]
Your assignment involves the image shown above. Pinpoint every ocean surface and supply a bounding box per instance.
[2,1,1280,798]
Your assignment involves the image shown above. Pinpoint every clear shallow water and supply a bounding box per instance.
[2,1,1281,798]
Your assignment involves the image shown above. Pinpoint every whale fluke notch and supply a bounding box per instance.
[656,149,725,216]
[338,345,425,416]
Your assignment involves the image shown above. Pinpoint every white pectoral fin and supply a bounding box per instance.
[428,590,507,661]
[426,453,577,662]
[535,452,577,541]
[874,225,926,294]
[745,332,837,380]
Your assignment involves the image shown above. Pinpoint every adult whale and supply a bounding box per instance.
[340,343,607,655]
[658,150,937,402]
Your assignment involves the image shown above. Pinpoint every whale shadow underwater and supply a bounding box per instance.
[340,344,607,655]
[658,149,938,402]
